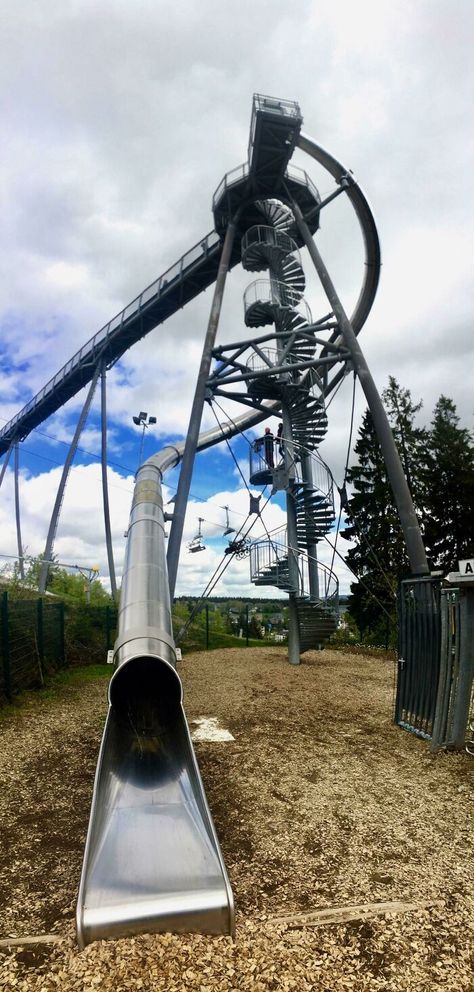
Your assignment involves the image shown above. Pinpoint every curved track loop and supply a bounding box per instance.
[297,133,381,337]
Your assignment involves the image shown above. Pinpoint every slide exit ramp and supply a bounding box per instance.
[76,405,269,947]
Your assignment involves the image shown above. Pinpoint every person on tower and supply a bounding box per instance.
[254,426,275,468]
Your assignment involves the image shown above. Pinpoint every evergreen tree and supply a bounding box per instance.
[423,396,474,570]
[343,378,426,644]
[342,408,401,642]
[382,376,427,507]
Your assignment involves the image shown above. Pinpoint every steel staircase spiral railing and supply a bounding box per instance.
[240,200,339,652]
[249,528,339,652]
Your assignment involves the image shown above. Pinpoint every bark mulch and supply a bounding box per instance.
[0,647,472,991]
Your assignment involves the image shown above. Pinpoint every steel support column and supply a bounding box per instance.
[0,443,14,491]
[14,443,24,580]
[292,201,429,577]
[39,364,101,594]
[274,305,301,664]
[280,402,301,665]
[100,364,117,600]
[167,219,238,599]
[301,454,320,600]
[281,403,301,665]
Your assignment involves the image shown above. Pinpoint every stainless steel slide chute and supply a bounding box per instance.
[77,406,271,948]
[76,658,234,945]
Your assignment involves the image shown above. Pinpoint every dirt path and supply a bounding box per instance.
[0,648,472,990]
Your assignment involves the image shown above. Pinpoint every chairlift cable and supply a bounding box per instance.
[322,534,395,618]
[211,397,256,448]
[177,490,274,642]
[209,401,253,496]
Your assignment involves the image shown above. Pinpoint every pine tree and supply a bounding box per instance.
[343,379,426,644]
[423,396,474,571]
[342,408,401,642]
[382,376,427,508]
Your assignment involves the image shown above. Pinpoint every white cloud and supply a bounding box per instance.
[1,0,473,604]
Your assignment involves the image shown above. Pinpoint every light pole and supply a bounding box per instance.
[77,565,100,604]
[132,412,157,470]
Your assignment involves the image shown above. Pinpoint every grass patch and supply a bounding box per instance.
[0,663,111,718]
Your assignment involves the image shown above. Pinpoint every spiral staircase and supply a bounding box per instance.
[241,201,340,652]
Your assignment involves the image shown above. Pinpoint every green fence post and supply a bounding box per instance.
[36,598,44,679]
[1,591,11,700]
[59,601,66,667]
[246,604,249,647]
[105,606,116,651]
[206,604,209,650]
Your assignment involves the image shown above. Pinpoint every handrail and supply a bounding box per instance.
[249,528,339,604]
[0,230,222,445]
[243,279,310,317]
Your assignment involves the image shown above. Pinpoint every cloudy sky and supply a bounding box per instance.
[0,0,473,598]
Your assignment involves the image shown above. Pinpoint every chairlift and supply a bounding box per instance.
[224,537,251,560]
[188,517,206,554]
[222,505,235,537]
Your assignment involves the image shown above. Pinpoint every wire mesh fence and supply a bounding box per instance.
[0,592,117,701]
[173,604,284,654]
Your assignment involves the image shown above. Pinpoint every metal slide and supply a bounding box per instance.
[76,664,234,945]
[76,407,269,948]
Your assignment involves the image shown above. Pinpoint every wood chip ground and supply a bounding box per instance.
[0,647,472,990]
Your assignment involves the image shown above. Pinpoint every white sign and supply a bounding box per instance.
[458,559,474,576]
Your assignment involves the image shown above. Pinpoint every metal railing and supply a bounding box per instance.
[250,529,289,586]
[246,346,312,374]
[241,226,300,262]
[252,93,302,119]
[243,278,310,316]
[249,528,338,606]
[212,161,319,212]
[294,451,334,506]
[0,230,222,444]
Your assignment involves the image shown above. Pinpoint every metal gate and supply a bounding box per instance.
[395,577,442,738]
[431,587,474,751]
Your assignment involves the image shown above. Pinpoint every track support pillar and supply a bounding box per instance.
[100,364,117,600]
[167,218,238,599]
[39,363,102,594]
